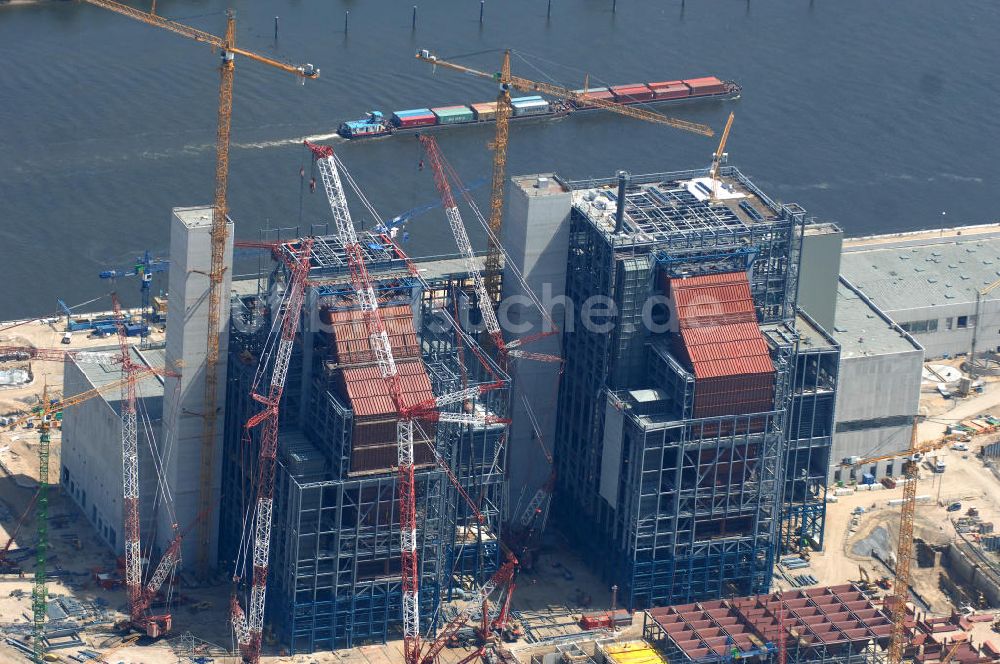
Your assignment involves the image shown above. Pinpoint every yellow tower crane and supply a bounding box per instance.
[709,112,735,200]
[415,49,714,303]
[81,0,318,577]
[842,423,961,663]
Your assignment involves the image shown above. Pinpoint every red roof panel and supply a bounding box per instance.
[342,359,433,418]
[326,305,422,365]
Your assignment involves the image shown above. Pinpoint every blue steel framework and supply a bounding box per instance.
[219,230,508,653]
[784,312,839,554]
[551,166,830,608]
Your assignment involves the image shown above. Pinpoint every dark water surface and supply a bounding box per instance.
[0,0,997,318]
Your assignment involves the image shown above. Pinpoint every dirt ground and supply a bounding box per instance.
[807,434,1000,617]
[0,316,166,484]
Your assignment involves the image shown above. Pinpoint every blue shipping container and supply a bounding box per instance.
[510,95,544,104]
[393,108,433,118]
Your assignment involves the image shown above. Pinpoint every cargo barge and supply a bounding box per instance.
[337,76,740,139]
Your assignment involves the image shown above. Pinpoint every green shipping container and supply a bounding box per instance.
[432,105,475,125]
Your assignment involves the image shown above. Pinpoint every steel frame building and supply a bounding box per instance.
[219,228,508,652]
[784,312,839,553]
[549,167,832,608]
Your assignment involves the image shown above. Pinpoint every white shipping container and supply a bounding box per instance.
[834,488,854,496]
[857,484,871,491]
[870,483,885,491]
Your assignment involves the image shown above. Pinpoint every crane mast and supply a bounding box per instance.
[110,295,144,627]
[82,0,318,578]
[888,420,919,664]
[230,238,313,663]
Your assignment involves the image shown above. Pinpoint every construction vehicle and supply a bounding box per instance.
[110,294,192,638]
[6,356,176,661]
[81,0,318,580]
[415,49,713,305]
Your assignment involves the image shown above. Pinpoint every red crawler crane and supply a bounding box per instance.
[111,293,187,637]
[230,239,314,663]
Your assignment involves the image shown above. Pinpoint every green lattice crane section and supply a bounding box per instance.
[31,410,51,662]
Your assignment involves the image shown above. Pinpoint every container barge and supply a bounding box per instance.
[337,76,740,139]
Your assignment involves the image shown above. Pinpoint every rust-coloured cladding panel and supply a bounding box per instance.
[342,360,434,417]
[323,305,421,365]
[349,439,435,475]
[693,373,775,419]
[673,282,756,328]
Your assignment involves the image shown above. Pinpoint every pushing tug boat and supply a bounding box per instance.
[337,76,740,139]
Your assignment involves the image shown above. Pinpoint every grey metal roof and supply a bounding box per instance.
[73,345,166,418]
[830,281,922,360]
[794,312,837,353]
[840,236,1000,312]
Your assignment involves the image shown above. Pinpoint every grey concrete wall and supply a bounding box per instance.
[836,349,923,422]
[831,348,923,481]
[501,175,571,518]
[161,206,234,570]
[888,298,1000,360]
[60,361,162,555]
[798,224,843,332]
[945,542,1000,607]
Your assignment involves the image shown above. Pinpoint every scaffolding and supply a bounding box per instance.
[552,167,820,610]
[220,235,510,653]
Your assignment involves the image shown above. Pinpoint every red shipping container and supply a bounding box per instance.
[397,113,437,128]
[649,81,690,100]
[579,89,616,102]
[683,76,727,96]
[610,84,655,103]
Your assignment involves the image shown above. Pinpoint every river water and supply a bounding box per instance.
[0,0,997,318]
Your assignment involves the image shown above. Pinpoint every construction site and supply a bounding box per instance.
[3,2,1000,664]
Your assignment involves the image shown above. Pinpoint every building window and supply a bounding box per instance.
[946,318,953,330]
[900,319,938,334]
[958,315,969,328]
[886,462,894,477]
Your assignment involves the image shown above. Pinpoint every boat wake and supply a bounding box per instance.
[232,131,346,150]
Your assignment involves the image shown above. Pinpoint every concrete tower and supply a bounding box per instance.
[160,206,234,570]
[501,174,572,519]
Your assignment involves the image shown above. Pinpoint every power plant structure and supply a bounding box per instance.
[501,166,837,610]
[218,230,509,652]
[58,157,842,656]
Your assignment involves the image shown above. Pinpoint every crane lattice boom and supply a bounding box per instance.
[231,239,313,663]
[306,143,511,664]
[82,0,317,581]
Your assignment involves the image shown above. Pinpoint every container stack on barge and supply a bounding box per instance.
[337,75,740,139]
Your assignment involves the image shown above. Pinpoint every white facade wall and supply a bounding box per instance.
[60,361,162,555]
[886,298,1000,360]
